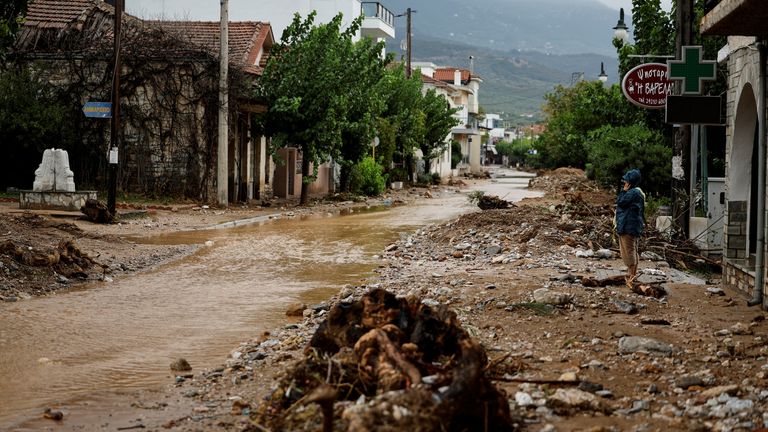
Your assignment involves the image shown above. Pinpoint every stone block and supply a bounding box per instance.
[32,148,76,192]
[728,212,747,223]
[729,237,747,249]
[19,190,97,211]
[726,224,743,236]
[728,201,747,213]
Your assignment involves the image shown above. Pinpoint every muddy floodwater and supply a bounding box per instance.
[0,173,539,428]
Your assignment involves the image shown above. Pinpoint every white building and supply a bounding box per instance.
[415,61,484,176]
[258,0,395,52]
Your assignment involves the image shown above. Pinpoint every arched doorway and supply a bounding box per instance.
[729,84,759,265]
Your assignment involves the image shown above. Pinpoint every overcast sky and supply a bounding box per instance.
[127,0,674,21]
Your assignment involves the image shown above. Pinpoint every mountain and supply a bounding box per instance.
[382,0,626,123]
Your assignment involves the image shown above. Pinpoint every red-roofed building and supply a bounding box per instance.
[415,61,484,176]
[12,0,275,203]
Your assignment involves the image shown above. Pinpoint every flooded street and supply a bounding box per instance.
[0,172,538,428]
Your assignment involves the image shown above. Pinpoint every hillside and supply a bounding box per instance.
[390,37,618,123]
[382,0,625,123]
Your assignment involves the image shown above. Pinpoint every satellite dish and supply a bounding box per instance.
[370,137,380,147]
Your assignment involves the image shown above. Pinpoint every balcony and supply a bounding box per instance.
[701,0,768,36]
[360,2,395,40]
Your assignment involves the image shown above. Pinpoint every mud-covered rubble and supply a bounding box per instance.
[164,204,768,431]
[0,212,196,301]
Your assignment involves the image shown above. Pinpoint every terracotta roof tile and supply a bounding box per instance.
[24,0,100,29]
[434,68,471,84]
[145,21,268,68]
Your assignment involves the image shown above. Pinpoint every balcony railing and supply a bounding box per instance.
[361,2,395,28]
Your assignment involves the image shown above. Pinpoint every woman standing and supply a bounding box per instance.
[615,169,645,285]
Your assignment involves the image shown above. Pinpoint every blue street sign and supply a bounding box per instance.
[82,101,112,118]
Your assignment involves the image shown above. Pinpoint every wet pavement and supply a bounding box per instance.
[0,171,541,428]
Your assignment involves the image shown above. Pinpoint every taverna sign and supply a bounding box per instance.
[621,63,673,109]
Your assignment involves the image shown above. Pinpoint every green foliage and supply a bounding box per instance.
[645,195,672,219]
[586,124,672,196]
[431,172,441,184]
[256,12,388,204]
[0,68,74,189]
[349,156,386,196]
[496,138,534,166]
[450,139,462,169]
[536,80,643,169]
[1,0,27,58]
[418,88,459,164]
[387,167,408,183]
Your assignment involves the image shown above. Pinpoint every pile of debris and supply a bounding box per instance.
[252,288,519,431]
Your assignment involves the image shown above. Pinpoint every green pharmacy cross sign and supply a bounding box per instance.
[667,46,716,95]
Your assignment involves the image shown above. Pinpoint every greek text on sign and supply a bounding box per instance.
[621,63,673,109]
[82,101,112,118]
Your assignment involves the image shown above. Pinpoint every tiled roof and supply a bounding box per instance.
[434,68,471,84]
[20,0,273,75]
[145,21,271,70]
[24,0,103,29]
[421,73,450,88]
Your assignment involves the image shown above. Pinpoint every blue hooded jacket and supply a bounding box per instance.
[615,169,645,236]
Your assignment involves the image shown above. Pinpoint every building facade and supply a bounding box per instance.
[702,0,768,309]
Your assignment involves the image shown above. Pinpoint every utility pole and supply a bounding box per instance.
[108,0,122,217]
[406,7,412,77]
[672,0,694,238]
[217,0,229,206]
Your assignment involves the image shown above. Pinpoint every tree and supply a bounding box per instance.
[417,88,458,167]
[536,80,643,169]
[374,64,425,181]
[587,124,671,196]
[0,68,75,189]
[256,12,387,204]
[1,0,27,58]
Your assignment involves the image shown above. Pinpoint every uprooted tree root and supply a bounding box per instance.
[252,288,519,432]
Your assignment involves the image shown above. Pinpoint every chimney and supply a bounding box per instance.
[454,69,461,86]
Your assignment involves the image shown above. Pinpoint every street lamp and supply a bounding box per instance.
[613,7,629,45]
[598,62,608,83]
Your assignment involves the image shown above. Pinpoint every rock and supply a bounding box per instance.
[43,408,64,421]
[170,358,192,372]
[183,389,199,398]
[675,375,705,389]
[578,381,604,393]
[707,287,725,296]
[618,336,674,355]
[641,251,665,261]
[558,371,579,382]
[730,322,753,335]
[485,245,502,255]
[698,384,740,401]
[533,288,573,306]
[515,391,534,407]
[611,299,638,315]
[385,244,398,252]
[595,249,613,259]
[575,249,594,258]
[595,390,614,398]
[285,303,306,317]
[454,242,472,251]
[547,388,604,413]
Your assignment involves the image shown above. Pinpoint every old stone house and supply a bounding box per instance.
[12,0,274,203]
[701,0,768,309]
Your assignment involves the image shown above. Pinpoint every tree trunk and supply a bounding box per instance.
[300,152,310,205]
